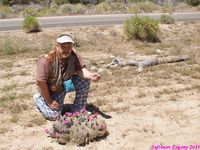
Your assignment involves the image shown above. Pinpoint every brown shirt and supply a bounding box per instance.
[36,51,85,94]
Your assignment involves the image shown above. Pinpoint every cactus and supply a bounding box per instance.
[47,109,109,146]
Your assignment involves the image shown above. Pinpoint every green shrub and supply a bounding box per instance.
[2,39,15,55]
[0,38,28,55]
[186,0,200,6]
[73,4,86,14]
[123,16,159,42]
[39,7,57,16]
[0,5,11,18]
[110,2,126,12]
[59,4,74,14]
[22,16,40,33]
[95,2,112,13]
[137,1,157,13]
[128,0,156,3]
[161,4,175,13]
[52,0,68,6]
[160,14,175,24]
[2,0,29,5]
[23,8,38,17]
[128,4,141,14]
[128,2,157,14]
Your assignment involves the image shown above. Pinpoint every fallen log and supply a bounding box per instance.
[102,55,190,72]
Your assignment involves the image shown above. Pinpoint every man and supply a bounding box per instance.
[34,34,100,121]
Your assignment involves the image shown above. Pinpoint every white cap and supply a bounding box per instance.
[56,35,74,44]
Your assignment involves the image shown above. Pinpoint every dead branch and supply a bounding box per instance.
[102,55,190,72]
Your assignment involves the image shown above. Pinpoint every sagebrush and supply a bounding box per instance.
[123,16,159,42]
[22,16,40,33]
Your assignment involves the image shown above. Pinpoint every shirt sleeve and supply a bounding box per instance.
[36,57,50,81]
[74,52,86,71]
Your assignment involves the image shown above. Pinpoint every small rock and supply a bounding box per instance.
[156,49,162,54]
[97,68,105,73]
[109,55,115,59]
[90,66,98,71]
[98,61,105,64]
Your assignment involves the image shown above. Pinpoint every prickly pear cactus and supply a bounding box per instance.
[46,109,109,146]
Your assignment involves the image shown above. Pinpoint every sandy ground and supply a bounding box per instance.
[0,22,200,150]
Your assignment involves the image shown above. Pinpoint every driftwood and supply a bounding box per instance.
[102,55,190,72]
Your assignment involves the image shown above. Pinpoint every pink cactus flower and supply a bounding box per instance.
[93,113,98,118]
[74,112,80,117]
[55,132,61,138]
[44,128,49,133]
[92,125,96,129]
[101,125,106,129]
[64,120,69,125]
[80,108,86,113]
[87,116,93,121]
[65,112,73,117]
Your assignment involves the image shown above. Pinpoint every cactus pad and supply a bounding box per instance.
[46,109,109,146]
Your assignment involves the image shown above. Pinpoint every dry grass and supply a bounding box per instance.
[0,83,18,92]
[26,116,47,127]
[0,127,9,134]
[10,114,20,123]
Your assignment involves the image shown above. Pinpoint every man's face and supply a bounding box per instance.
[56,42,73,59]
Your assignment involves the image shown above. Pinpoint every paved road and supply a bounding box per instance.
[0,12,199,31]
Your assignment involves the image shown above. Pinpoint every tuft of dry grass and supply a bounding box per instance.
[26,116,47,127]
[0,127,9,134]
[10,114,20,123]
[136,89,146,98]
[0,83,18,92]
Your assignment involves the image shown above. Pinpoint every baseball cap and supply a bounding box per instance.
[56,34,74,44]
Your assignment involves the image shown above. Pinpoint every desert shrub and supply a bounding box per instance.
[110,2,126,12]
[1,39,15,55]
[39,7,57,16]
[23,8,38,16]
[160,14,175,24]
[59,4,74,14]
[128,0,156,3]
[22,4,43,17]
[0,5,11,18]
[11,4,24,14]
[123,16,159,42]
[0,12,6,18]
[161,4,175,13]
[81,0,98,5]
[73,4,86,14]
[52,0,68,5]
[137,1,157,13]
[95,2,112,13]
[22,16,40,33]
[128,2,157,14]
[186,0,200,6]
[0,37,30,55]
[128,4,141,14]
[68,0,80,3]
[2,0,12,5]
[2,0,29,5]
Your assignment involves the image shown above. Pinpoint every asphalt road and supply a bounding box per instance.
[0,12,199,31]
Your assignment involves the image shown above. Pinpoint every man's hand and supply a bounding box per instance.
[77,68,101,81]
[48,100,60,110]
[90,72,101,81]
